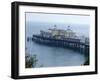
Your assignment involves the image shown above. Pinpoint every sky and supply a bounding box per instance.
[26,12,90,25]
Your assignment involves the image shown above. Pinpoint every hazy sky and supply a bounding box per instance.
[26,12,90,25]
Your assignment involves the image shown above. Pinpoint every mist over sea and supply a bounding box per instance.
[26,22,89,37]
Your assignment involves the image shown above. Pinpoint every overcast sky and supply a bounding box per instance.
[26,12,90,25]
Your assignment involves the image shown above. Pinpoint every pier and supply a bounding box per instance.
[32,35,89,55]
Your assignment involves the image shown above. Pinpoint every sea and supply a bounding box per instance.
[25,22,89,68]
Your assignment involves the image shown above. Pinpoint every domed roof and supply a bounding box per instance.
[66,26,73,33]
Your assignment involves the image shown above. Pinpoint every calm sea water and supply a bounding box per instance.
[25,22,89,68]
